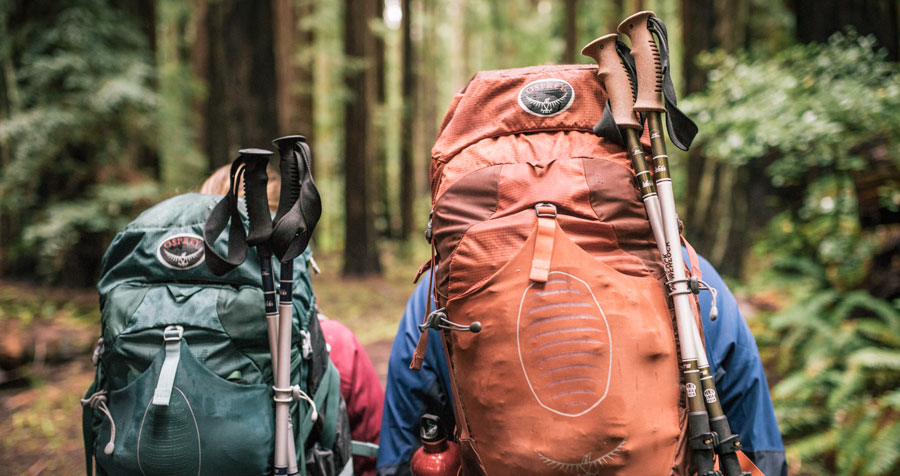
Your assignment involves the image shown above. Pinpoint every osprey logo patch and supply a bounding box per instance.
[157,234,205,270]
[518,78,575,117]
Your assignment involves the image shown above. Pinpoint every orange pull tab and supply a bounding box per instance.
[530,203,557,283]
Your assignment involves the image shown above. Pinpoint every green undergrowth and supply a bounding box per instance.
[748,258,900,475]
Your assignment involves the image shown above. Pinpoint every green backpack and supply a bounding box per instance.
[81,193,352,476]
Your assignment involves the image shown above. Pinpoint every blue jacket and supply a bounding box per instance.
[377,253,787,476]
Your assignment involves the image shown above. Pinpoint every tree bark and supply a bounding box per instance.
[374,0,393,238]
[113,0,160,179]
[400,0,416,240]
[791,0,899,60]
[201,0,280,170]
[343,0,382,275]
[563,0,578,64]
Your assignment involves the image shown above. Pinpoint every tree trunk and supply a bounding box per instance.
[201,0,280,170]
[114,0,161,179]
[791,0,899,60]
[606,0,623,35]
[563,0,578,64]
[680,0,717,94]
[272,0,300,136]
[400,0,416,240]
[374,0,393,238]
[343,0,382,275]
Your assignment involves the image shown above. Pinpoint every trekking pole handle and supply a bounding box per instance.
[238,148,274,247]
[272,135,306,222]
[581,34,641,130]
[618,11,666,112]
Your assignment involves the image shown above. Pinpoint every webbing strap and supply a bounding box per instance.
[440,332,471,442]
[351,441,379,458]
[152,326,183,406]
[203,151,273,275]
[530,203,557,283]
[682,236,703,280]
[203,159,249,275]
[298,363,341,451]
[270,137,321,262]
[647,16,698,151]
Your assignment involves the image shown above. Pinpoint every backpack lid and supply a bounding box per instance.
[97,193,311,306]
[431,64,606,165]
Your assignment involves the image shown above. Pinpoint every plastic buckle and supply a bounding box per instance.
[534,202,557,218]
[689,276,700,294]
[425,210,434,243]
[163,325,184,342]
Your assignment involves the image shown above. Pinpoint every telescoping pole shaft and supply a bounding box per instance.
[581,32,720,476]
[619,10,748,476]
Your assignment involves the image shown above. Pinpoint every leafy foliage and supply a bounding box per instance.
[685,32,900,474]
[759,277,900,475]
[0,0,161,283]
[684,32,900,289]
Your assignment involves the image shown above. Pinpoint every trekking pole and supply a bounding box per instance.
[236,149,279,370]
[270,135,322,476]
[582,32,722,476]
[234,148,299,475]
[618,11,748,476]
[581,34,668,264]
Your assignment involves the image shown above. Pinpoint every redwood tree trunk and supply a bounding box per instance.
[201,0,280,170]
[400,0,416,240]
[343,0,382,275]
[563,0,578,64]
[791,0,898,60]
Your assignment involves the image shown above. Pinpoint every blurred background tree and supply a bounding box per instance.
[0,0,899,472]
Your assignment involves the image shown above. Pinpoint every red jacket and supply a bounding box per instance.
[320,318,384,476]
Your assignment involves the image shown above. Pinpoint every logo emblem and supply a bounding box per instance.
[686,383,697,398]
[157,233,205,270]
[704,388,717,403]
[518,79,575,117]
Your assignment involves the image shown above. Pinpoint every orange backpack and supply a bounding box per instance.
[415,64,691,475]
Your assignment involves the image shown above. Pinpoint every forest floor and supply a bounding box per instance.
[0,244,427,476]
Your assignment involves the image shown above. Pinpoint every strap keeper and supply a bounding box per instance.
[163,326,184,342]
[714,433,742,454]
[688,431,718,450]
[534,202,557,217]
[152,325,184,406]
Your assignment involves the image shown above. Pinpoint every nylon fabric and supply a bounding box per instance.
[85,194,350,476]
[95,340,274,476]
[426,64,688,475]
[529,212,556,282]
[445,222,684,475]
[646,16,698,151]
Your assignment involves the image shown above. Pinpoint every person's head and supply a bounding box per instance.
[199,163,281,213]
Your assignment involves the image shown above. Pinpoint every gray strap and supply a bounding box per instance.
[351,440,379,458]
[337,457,355,476]
[152,325,184,406]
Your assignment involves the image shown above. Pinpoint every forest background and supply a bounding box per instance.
[1,0,900,474]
